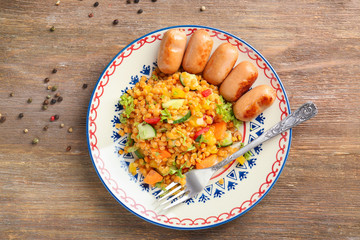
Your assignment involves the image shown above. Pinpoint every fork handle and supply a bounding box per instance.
[211,102,318,172]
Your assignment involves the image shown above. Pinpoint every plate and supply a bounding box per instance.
[86,25,291,230]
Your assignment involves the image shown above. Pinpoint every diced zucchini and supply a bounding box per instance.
[179,72,199,90]
[134,149,145,159]
[173,111,191,124]
[137,122,156,140]
[219,131,233,147]
[161,99,185,109]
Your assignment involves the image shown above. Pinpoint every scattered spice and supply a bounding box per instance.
[50,99,57,105]
[151,0,157,2]
[200,6,206,11]
[0,116,6,123]
[32,137,39,144]
[126,0,131,3]
[47,86,52,90]
[52,85,58,91]
[60,123,64,128]
[137,9,143,14]
[43,125,49,131]
[44,78,50,83]
[52,68,57,74]
[113,19,119,25]
[134,0,139,3]
[43,99,49,105]
[23,129,28,133]
[46,95,51,99]
[57,96,63,102]
[50,116,55,122]
[18,113,24,119]
[66,146,72,152]
[55,1,60,6]
[68,127,73,133]
[10,92,14,97]
[42,105,48,110]
[82,83,88,89]
[50,26,55,32]
[55,92,60,98]
[54,114,59,120]
[27,98,32,103]
[88,13,94,18]
[93,2,99,7]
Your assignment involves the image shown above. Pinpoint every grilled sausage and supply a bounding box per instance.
[219,61,258,102]
[182,29,213,74]
[202,43,239,85]
[157,29,187,74]
[233,85,276,121]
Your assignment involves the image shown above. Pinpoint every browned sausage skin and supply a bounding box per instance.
[219,61,258,102]
[233,85,276,121]
[157,29,187,74]
[182,29,213,74]
[203,43,239,86]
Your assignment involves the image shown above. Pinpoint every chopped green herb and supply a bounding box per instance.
[127,146,139,152]
[197,134,208,145]
[240,142,252,160]
[176,130,187,144]
[160,108,171,121]
[160,95,165,99]
[120,114,127,124]
[186,145,196,152]
[151,74,158,81]
[119,94,134,118]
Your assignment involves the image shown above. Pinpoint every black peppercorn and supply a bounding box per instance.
[54,114,59,120]
[137,9,143,14]
[57,96,63,102]
[52,68,57,74]
[66,146,72,152]
[43,125,49,131]
[82,83,88,89]
[113,19,119,25]
[94,2,99,7]
[18,113,24,119]
[151,0,157,2]
[44,78,50,83]
[0,116,6,123]
[50,99,57,105]
[126,0,131,3]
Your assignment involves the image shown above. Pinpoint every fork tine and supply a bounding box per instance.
[159,188,187,206]
[156,182,177,198]
[163,194,190,210]
[157,184,182,201]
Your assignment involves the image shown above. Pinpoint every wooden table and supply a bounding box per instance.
[1,0,359,239]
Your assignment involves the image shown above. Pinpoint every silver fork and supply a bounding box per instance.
[156,102,318,210]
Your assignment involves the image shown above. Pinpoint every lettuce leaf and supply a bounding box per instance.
[119,93,134,118]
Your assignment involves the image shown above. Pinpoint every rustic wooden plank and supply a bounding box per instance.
[0,0,359,239]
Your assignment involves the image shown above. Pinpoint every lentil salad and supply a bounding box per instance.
[116,69,247,189]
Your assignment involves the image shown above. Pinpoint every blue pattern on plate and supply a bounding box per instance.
[214,189,225,198]
[112,63,268,205]
[140,65,151,76]
[129,75,140,85]
[198,193,210,203]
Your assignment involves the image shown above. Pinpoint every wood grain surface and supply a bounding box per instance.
[1,0,359,239]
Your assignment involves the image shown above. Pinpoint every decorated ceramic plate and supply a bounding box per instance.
[86,25,291,230]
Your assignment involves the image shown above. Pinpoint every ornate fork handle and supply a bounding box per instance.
[212,102,318,171]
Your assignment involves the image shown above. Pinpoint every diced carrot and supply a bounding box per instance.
[196,155,217,169]
[213,121,227,140]
[151,149,172,159]
[143,169,163,186]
